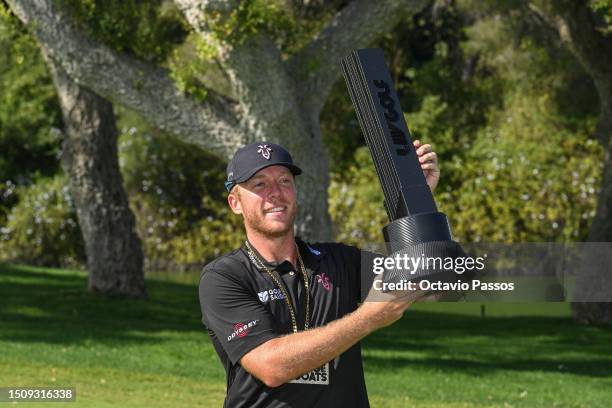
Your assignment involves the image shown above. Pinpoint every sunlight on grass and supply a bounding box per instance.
[1,263,611,407]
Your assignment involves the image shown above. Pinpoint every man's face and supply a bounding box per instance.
[228,165,298,238]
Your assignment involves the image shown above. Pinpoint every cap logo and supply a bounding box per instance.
[257,144,273,160]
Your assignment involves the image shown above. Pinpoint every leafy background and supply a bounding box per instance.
[0,0,605,269]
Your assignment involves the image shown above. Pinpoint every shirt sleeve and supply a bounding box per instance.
[199,263,279,365]
[358,249,379,302]
[334,243,378,303]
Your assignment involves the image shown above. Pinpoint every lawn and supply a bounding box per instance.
[0,263,610,407]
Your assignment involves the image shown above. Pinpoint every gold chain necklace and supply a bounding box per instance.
[244,240,310,333]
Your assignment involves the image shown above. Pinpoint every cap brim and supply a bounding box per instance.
[236,162,302,184]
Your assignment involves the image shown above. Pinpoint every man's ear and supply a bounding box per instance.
[227,189,243,215]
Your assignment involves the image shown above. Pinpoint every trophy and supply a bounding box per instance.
[341,48,465,286]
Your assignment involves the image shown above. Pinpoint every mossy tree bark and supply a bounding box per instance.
[8,0,429,242]
[48,60,146,298]
[529,0,612,325]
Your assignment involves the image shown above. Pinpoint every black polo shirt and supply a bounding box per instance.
[198,239,371,408]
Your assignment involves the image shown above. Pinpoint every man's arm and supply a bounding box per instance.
[241,138,440,387]
[241,284,421,387]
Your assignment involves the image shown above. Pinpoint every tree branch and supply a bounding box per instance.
[7,0,244,157]
[173,0,305,141]
[527,1,612,76]
[527,0,612,141]
[288,0,431,112]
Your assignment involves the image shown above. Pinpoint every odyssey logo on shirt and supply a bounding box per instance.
[257,288,286,303]
[227,320,258,342]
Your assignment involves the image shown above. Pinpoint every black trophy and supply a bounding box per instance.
[341,48,465,286]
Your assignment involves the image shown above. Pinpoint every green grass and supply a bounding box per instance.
[1,263,611,407]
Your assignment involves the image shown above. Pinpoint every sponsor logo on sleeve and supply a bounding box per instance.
[227,320,258,342]
[289,363,329,385]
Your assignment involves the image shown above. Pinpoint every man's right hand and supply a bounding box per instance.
[240,275,431,387]
[357,274,426,332]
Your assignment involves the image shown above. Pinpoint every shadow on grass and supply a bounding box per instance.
[363,353,612,378]
[0,263,203,345]
[362,310,612,379]
[2,262,612,380]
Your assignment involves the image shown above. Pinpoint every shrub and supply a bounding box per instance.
[118,127,243,270]
[329,94,602,247]
[0,176,85,267]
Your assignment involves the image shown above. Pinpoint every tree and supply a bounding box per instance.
[6,0,430,242]
[0,3,61,220]
[47,59,146,298]
[524,0,612,325]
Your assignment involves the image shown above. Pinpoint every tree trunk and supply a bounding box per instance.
[573,140,612,325]
[210,33,334,241]
[9,0,429,243]
[48,60,146,298]
[528,0,612,325]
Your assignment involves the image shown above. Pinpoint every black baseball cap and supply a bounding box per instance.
[225,141,302,192]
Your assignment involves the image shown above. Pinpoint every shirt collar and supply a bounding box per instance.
[241,237,325,274]
[297,238,325,271]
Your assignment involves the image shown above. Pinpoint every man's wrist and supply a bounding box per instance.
[350,304,379,337]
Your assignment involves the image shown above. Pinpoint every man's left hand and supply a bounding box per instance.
[413,140,439,192]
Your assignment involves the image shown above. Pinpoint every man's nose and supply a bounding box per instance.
[267,180,282,198]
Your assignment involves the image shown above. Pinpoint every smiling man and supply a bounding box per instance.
[199,141,439,407]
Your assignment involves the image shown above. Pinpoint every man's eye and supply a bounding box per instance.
[255,182,265,188]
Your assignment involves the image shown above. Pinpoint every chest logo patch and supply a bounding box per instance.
[257,291,269,302]
[289,362,329,385]
[317,273,331,291]
[257,288,286,303]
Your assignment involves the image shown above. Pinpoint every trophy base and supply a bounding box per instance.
[383,212,453,253]
[382,212,469,288]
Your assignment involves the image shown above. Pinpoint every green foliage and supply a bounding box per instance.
[168,1,330,100]
[329,3,603,246]
[118,124,243,269]
[226,0,294,45]
[167,34,210,102]
[0,5,62,185]
[0,176,85,267]
[320,79,368,173]
[1,0,607,270]
[329,95,602,246]
[592,0,612,33]
[328,147,387,246]
[439,94,602,242]
[200,0,330,57]
[203,0,295,48]
[323,2,494,173]
[63,0,188,62]
[0,180,17,228]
